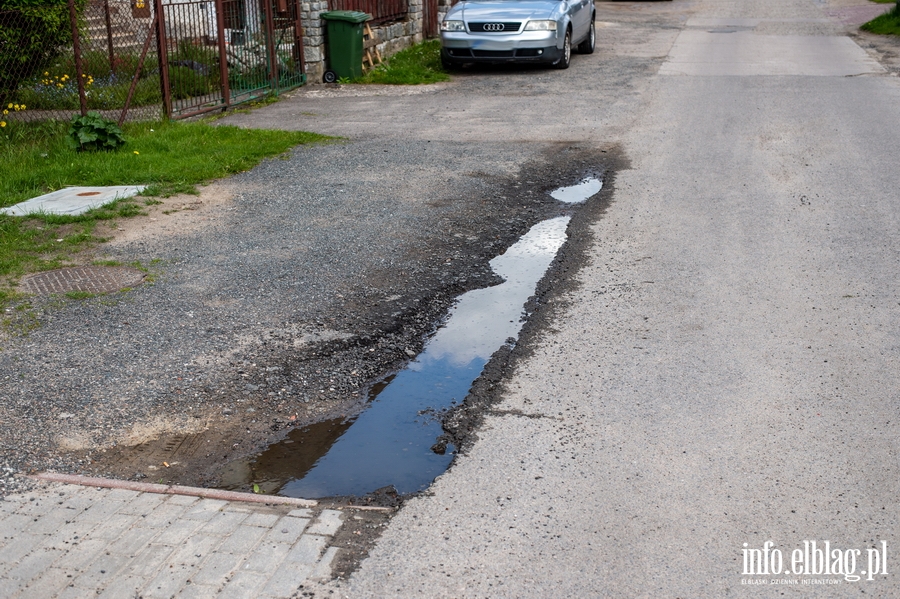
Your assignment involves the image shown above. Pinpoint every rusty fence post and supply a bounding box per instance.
[104,0,116,74]
[263,0,279,92]
[214,0,231,109]
[118,12,160,126]
[154,0,172,118]
[67,0,88,116]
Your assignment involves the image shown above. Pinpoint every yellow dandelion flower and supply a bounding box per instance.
[20,105,25,110]
[1,122,6,128]
[2,110,7,115]
[44,71,49,76]
[6,103,11,109]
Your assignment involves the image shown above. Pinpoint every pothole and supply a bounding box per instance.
[212,177,603,499]
[84,174,605,500]
[20,266,145,295]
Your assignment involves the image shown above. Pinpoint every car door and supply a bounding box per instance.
[568,0,589,43]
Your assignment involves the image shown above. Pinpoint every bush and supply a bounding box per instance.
[66,111,125,151]
[0,0,86,107]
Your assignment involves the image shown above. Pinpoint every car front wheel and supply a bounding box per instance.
[577,17,595,54]
[554,28,571,69]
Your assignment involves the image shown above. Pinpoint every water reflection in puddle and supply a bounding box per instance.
[220,202,587,497]
[550,177,602,204]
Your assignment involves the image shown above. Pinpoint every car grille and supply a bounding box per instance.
[472,49,515,57]
[468,22,522,33]
[448,48,543,59]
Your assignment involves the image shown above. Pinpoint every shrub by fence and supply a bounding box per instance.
[0,0,307,125]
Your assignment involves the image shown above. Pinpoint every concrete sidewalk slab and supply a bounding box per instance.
[0,186,145,217]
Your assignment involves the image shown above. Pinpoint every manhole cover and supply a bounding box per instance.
[20,266,146,295]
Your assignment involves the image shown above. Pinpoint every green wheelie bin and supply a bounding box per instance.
[321,10,371,82]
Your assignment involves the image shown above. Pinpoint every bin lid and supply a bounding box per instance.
[321,10,371,23]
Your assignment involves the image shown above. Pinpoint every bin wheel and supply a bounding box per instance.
[323,70,338,84]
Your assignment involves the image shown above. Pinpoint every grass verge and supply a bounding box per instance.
[861,3,900,34]
[358,40,449,85]
[0,120,330,309]
[0,120,329,204]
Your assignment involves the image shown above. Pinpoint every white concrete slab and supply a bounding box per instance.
[660,31,885,76]
[0,186,145,217]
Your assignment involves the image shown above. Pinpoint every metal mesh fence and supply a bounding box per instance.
[0,0,306,124]
[0,0,163,124]
[162,0,306,119]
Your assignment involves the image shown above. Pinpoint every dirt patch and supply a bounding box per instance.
[95,183,236,247]
[60,144,623,496]
[850,28,900,76]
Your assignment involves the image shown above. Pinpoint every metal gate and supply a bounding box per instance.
[154,0,305,119]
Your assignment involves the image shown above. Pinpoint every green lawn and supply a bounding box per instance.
[0,119,330,306]
[0,120,328,205]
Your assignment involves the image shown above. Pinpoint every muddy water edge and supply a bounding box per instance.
[70,147,623,506]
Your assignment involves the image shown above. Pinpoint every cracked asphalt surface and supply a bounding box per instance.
[4,0,900,595]
[335,0,900,596]
[0,0,652,495]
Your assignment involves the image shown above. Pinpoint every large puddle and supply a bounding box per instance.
[218,179,601,498]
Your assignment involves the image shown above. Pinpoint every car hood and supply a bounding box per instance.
[450,0,562,21]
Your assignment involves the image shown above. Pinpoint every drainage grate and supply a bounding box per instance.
[20,266,146,295]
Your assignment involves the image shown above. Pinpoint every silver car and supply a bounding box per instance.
[439,0,595,70]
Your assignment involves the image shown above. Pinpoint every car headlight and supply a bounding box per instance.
[441,20,465,32]
[524,20,557,31]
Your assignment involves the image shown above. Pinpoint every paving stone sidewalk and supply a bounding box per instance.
[0,478,357,599]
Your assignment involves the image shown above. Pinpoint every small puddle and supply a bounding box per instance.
[550,177,602,204]
[219,178,600,498]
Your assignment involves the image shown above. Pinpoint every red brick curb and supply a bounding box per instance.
[31,472,318,507]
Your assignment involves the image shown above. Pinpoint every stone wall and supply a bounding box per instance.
[437,0,452,26]
[301,0,427,83]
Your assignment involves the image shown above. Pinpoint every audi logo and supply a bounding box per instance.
[483,23,506,31]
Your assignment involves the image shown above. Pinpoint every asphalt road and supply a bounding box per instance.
[328,0,900,596]
[4,0,898,595]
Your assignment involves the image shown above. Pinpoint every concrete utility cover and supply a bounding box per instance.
[661,30,885,77]
[20,266,145,295]
[0,186,145,217]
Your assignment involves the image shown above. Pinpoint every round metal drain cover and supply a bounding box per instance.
[20,266,146,295]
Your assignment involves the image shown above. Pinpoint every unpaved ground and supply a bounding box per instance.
[1,0,683,501]
[3,0,898,584]
[0,140,617,498]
